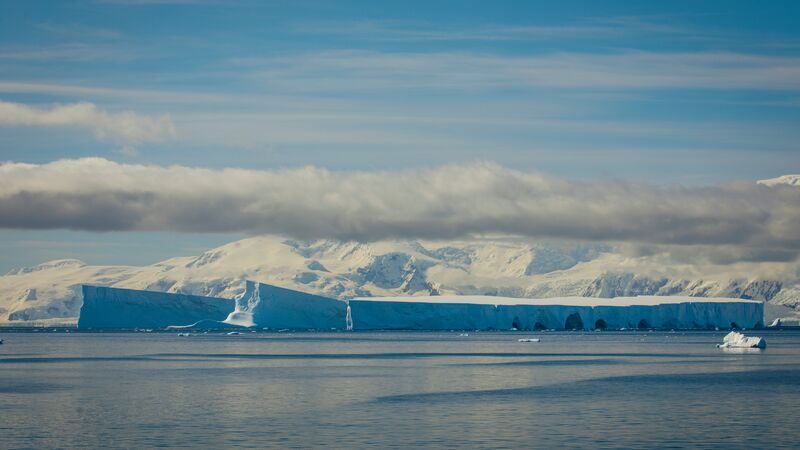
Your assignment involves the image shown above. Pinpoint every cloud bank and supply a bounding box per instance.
[0,158,798,262]
[0,101,175,148]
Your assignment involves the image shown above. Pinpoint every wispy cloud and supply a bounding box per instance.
[96,0,221,4]
[0,43,137,62]
[247,50,800,92]
[0,158,797,262]
[296,20,624,42]
[36,22,123,40]
[0,81,264,104]
[0,101,176,150]
[295,15,708,43]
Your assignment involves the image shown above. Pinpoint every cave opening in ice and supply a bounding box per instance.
[730,322,740,329]
[565,313,584,330]
[637,319,650,329]
[533,322,546,331]
[595,319,607,330]
[512,317,522,330]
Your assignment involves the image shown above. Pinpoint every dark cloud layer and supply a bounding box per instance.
[1,158,798,261]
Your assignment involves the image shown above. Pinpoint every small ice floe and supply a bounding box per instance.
[459,333,469,337]
[177,332,191,337]
[226,331,241,336]
[518,338,540,343]
[769,318,782,328]
[717,331,766,349]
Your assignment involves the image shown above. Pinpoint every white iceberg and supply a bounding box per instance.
[717,331,766,349]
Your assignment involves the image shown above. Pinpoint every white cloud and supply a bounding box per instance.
[0,100,175,147]
[0,158,797,262]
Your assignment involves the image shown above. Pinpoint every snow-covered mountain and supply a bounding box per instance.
[758,174,800,187]
[1,235,798,325]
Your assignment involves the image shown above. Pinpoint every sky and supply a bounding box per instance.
[0,0,799,272]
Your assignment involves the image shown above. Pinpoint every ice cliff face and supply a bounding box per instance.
[79,285,234,329]
[348,297,764,331]
[1,235,797,324]
[77,283,764,331]
[224,280,346,330]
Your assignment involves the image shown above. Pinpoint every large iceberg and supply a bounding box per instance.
[347,295,764,331]
[78,282,764,331]
[78,285,234,329]
[224,280,347,330]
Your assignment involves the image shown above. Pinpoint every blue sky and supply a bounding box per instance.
[1,0,799,271]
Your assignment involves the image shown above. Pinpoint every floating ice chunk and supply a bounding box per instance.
[717,331,766,349]
[226,331,240,336]
[177,332,190,337]
[518,338,540,343]
[768,318,782,328]
[168,319,248,330]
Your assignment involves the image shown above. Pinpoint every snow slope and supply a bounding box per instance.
[0,235,797,324]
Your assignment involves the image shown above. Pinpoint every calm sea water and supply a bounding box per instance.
[1,330,799,449]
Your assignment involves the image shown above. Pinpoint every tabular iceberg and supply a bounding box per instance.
[77,282,764,331]
[78,285,234,329]
[347,295,764,331]
[224,280,347,330]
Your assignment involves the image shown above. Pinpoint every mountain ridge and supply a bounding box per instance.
[1,235,798,324]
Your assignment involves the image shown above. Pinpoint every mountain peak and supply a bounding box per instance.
[757,174,800,187]
[6,259,87,276]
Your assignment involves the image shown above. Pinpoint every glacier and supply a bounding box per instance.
[78,282,764,331]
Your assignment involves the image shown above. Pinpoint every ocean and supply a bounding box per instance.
[1,330,799,449]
